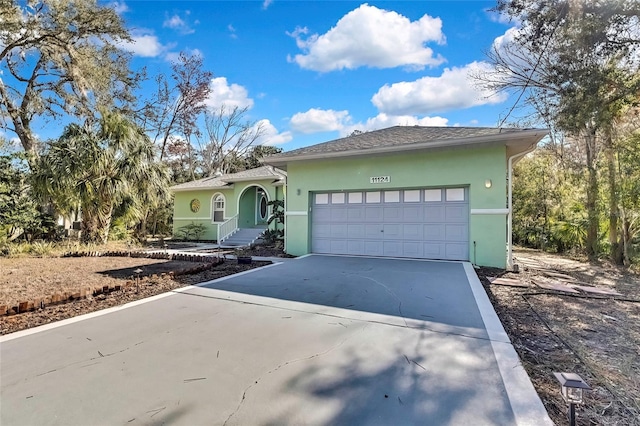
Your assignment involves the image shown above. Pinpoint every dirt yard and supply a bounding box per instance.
[478,248,640,426]
[0,256,270,335]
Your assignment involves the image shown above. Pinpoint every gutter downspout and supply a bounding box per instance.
[283,176,287,253]
[507,143,538,270]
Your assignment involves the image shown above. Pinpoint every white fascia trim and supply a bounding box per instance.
[173,217,211,221]
[470,208,509,215]
[264,129,548,167]
[285,211,308,216]
[170,185,233,193]
[223,176,285,183]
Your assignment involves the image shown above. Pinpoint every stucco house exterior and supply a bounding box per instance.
[263,126,548,269]
[170,166,286,243]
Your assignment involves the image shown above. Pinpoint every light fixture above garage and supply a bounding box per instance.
[485,179,492,188]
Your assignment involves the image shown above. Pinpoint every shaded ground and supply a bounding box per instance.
[0,257,270,335]
[477,248,640,426]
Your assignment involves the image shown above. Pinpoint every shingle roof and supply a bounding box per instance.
[170,166,286,191]
[267,126,534,160]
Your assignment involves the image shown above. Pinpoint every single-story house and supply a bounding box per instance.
[170,166,286,242]
[170,126,547,268]
[264,126,547,269]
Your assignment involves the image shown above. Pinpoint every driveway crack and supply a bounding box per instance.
[223,324,368,426]
[346,273,408,327]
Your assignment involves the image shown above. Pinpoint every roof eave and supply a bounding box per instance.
[263,129,549,168]
[170,183,234,193]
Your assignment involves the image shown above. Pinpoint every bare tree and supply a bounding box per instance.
[139,51,212,160]
[198,105,265,176]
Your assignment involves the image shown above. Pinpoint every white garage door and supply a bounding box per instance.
[311,188,469,260]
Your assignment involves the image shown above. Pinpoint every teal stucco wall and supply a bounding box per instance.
[172,179,282,241]
[284,145,509,268]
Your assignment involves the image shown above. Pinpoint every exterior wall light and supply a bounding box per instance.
[553,372,591,426]
[485,179,492,188]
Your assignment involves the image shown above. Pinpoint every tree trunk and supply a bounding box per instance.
[584,130,600,257]
[604,130,623,264]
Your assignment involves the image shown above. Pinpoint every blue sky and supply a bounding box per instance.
[7,1,523,152]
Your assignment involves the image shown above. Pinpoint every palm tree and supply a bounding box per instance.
[33,111,169,244]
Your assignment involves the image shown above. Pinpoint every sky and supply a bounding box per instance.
[7,0,525,152]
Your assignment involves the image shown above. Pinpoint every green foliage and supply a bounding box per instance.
[32,111,170,244]
[0,154,41,241]
[264,199,284,243]
[177,222,207,241]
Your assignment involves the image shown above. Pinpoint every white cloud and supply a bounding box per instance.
[340,114,448,137]
[109,1,128,14]
[228,24,237,39]
[290,108,351,133]
[118,31,167,57]
[163,12,196,35]
[371,61,508,115]
[288,4,445,72]
[257,119,293,145]
[205,77,254,111]
[262,0,274,10]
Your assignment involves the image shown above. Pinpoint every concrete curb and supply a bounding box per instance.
[463,262,554,426]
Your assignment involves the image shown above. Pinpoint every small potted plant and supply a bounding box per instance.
[235,247,252,264]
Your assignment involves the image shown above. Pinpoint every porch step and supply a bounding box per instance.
[220,227,267,248]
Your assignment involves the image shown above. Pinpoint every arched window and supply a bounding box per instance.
[212,194,225,222]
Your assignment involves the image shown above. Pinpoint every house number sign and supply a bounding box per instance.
[369,176,391,184]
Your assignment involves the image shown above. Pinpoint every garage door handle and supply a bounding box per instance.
[380,230,384,233]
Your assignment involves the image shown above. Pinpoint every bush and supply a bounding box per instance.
[177,222,207,241]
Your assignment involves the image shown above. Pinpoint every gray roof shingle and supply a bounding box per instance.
[266,126,541,160]
[170,166,285,191]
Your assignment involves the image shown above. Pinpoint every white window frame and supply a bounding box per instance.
[212,193,226,223]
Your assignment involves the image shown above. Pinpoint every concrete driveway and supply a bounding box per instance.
[0,255,551,425]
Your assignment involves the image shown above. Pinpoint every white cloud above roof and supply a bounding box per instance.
[290,108,351,133]
[341,113,448,136]
[257,119,293,145]
[371,61,508,115]
[288,4,445,72]
[204,77,254,111]
[118,31,168,57]
[163,11,196,35]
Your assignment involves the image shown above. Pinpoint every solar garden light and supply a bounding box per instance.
[553,372,591,426]
[134,268,143,294]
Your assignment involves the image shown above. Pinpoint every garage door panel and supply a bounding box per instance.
[445,224,468,241]
[312,189,469,261]
[424,205,445,221]
[403,224,422,239]
[347,240,364,255]
[424,224,444,240]
[312,224,331,238]
[365,207,383,222]
[383,224,401,239]
[383,207,402,221]
[402,242,421,258]
[403,206,422,221]
[313,208,332,222]
[423,242,444,258]
[364,241,383,256]
[347,207,364,221]
[330,208,348,221]
[330,224,347,238]
[347,224,364,238]
[445,205,468,222]
[445,243,468,260]
[383,241,402,257]
[312,239,331,253]
[365,224,382,239]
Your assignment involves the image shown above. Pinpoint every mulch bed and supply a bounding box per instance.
[0,258,270,335]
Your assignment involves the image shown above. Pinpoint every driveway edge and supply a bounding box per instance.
[463,262,553,426]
